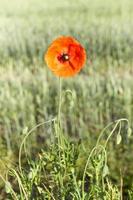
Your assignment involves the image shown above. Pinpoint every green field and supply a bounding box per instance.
[0,0,133,199]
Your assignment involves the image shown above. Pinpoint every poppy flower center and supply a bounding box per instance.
[57,53,69,63]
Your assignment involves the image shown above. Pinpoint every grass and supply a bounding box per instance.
[0,0,133,199]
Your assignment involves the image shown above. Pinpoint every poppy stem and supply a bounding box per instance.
[57,77,64,149]
[57,77,65,188]
[57,77,62,131]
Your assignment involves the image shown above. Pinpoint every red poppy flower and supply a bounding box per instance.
[44,36,86,77]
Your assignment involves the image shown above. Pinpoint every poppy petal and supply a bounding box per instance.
[45,36,86,77]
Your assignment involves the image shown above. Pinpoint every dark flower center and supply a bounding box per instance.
[57,53,69,63]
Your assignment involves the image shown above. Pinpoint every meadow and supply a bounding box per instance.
[0,0,133,199]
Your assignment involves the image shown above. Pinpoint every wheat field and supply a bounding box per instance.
[0,0,133,199]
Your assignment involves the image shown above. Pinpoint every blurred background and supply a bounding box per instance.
[0,0,133,197]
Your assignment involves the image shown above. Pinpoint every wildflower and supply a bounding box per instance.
[45,36,86,77]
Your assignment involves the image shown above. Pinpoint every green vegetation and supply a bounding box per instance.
[0,0,133,199]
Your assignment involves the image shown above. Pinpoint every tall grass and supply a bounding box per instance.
[0,78,131,199]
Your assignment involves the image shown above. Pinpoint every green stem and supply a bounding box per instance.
[57,78,64,189]
[19,119,55,174]
[57,77,62,145]
[57,77,66,149]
